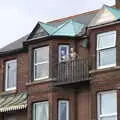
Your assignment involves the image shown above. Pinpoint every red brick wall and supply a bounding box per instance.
[17,52,29,92]
[0,52,29,93]
[3,110,27,120]
[76,85,90,120]
[88,23,120,61]
[27,85,77,120]
[88,23,120,120]
[90,69,120,120]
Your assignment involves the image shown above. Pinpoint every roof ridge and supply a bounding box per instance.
[48,9,99,23]
[39,22,56,35]
[51,20,70,35]
[71,20,82,34]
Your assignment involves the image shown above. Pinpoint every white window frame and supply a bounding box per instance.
[33,101,49,120]
[5,59,17,91]
[34,46,49,81]
[97,90,117,120]
[97,31,116,69]
[58,100,69,120]
[59,45,69,62]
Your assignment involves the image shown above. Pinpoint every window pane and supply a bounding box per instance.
[99,48,116,67]
[33,101,48,120]
[34,46,49,63]
[60,103,67,120]
[6,60,17,90]
[59,45,69,62]
[100,92,117,115]
[97,31,116,50]
[101,116,117,120]
[34,63,49,79]
[34,46,49,80]
[59,101,69,120]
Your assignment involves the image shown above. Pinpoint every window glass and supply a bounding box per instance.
[59,45,69,62]
[33,101,49,120]
[5,60,17,91]
[100,92,117,114]
[34,63,49,79]
[101,116,117,120]
[97,31,116,50]
[97,31,116,69]
[34,46,49,80]
[58,100,69,120]
[34,47,49,63]
[97,91,117,120]
[98,48,116,67]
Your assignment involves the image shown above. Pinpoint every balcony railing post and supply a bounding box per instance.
[57,57,89,84]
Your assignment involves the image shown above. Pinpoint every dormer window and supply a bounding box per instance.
[97,31,116,69]
[5,59,17,91]
[34,46,49,80]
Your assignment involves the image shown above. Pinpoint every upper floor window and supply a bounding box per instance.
[34,46,49,80]
[97,90,117,120]
[97,31,116,69]
[58,100,69,120]
[5,59,17,91]
[33,101,49,120]
[59,45,69,62]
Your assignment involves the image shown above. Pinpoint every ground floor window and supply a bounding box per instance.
[33,101,49,120]
[97,90,117,120]
[58,100,69,120]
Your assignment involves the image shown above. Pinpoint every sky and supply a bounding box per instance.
[0,0,115,48]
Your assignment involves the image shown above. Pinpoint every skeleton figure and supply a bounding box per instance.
[70,48,76,60]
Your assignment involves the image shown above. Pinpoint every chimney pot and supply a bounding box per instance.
[116,0,120,9]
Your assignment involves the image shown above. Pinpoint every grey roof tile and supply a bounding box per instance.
[0,35,28,53]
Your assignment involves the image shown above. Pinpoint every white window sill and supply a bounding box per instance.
[89,66,120,74]
[26,78,56,87]
[34,76,49,81]
[97,64,116,69]
[5,87,16,92]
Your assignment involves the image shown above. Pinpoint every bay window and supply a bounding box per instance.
[58,100,69,120]
[34,46,49,80]
[33,101,49,120]
[97,90,117,120]
[97,31,116,69]
[5,59,17,91]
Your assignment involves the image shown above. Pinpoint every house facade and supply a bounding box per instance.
[0,0,120,120]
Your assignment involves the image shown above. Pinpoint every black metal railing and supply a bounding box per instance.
[57,57,89,84]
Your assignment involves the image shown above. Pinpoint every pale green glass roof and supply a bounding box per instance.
[39,19,84,37]
[105,5,120,20]
[52,19,84,36]
[39,22,57,34]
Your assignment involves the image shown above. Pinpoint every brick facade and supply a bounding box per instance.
[0,4,120,120]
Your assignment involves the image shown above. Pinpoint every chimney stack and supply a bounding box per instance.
[116,0,120,9]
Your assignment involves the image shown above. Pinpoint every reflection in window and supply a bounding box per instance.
[58,100,69,120]
[5,59,17,91]
[59,45,69,62]
[97,31,116,69]
[33,101,49,120]
[34,46,49,80]
[97,91,117,120]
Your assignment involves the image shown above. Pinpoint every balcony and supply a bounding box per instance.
[55,58,89,86]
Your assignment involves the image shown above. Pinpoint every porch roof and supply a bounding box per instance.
[0,93,27,112]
